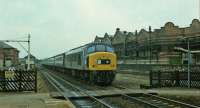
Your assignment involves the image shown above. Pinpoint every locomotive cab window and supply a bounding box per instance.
[87,46,95,53]
[77,53,81,65]
[96,45,106,52]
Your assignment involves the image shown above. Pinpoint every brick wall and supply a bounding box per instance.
[0,48,19,68]
[95,19,200,64]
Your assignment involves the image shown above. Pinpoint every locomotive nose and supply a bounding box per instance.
[88,52,117,71]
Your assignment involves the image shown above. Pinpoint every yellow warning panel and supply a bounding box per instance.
[5,71,15,79]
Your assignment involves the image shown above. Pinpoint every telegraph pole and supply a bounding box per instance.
[27,34,31,70]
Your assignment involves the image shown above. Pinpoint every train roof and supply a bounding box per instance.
[66,42,112,54]
[43,42,113,60]
[69,42,112,51]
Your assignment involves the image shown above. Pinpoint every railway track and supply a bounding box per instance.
[48,68,126,91]
[41,69,113,108]
[121,93,200,108]
[41,68,200,108]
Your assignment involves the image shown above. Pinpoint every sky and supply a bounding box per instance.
[0,0,199,59]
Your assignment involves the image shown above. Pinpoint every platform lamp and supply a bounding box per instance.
[177,36,191,88]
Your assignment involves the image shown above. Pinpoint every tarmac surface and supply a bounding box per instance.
[0,93,75,108]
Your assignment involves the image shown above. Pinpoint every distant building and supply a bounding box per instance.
[20,54,38,69]
[94,33,113,45]
[0,41,19,68]
[94,19,200,65]
[24,54,38,63]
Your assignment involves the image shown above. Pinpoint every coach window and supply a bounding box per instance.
[77,53,81,65]
[96,45,105,52]
[87,46,95,53]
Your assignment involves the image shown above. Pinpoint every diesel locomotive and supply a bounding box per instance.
[42,42,117,85]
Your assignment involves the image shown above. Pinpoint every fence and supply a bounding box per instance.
[0,70,37,92]
[118,64,200,72]
[150,70,200,88]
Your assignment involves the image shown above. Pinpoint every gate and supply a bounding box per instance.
[0,70,37,92]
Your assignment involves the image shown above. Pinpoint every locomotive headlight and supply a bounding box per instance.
[106,60,110,64]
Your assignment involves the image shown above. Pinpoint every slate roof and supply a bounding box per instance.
[24,54,37,59]
[0,41,15,49]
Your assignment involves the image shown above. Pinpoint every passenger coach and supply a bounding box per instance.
[42,42,117,85]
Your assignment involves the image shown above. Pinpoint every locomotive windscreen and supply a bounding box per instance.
[87,44,114,54]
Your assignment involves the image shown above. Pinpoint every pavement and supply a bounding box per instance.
[0,93,75,108]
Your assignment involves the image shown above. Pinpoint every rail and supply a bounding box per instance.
[41,68,200,108]
[122,93,200,108]
[41,70,113,108]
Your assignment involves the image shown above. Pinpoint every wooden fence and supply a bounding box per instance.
[0,70,37,92]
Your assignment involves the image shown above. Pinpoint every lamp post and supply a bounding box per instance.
[149,26,152,64]
[123,31,128,63]
[187,38,191,88]
[124,31,128,57]
[179,36,191,88]
[199,0,200,19]
[135,30,138,64]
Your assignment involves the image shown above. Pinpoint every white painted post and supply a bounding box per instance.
[27,34,30,70]
[199,0,200,19]
[187,39,191,88]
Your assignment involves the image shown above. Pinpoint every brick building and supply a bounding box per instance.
[94,19,200,64]
[0,41,19,68]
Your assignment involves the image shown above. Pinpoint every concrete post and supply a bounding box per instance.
[27,34,31,70]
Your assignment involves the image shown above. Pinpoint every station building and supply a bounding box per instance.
[94,19,200,65]
[0,41,19,68]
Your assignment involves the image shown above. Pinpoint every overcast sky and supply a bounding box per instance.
[0,0,199,59]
